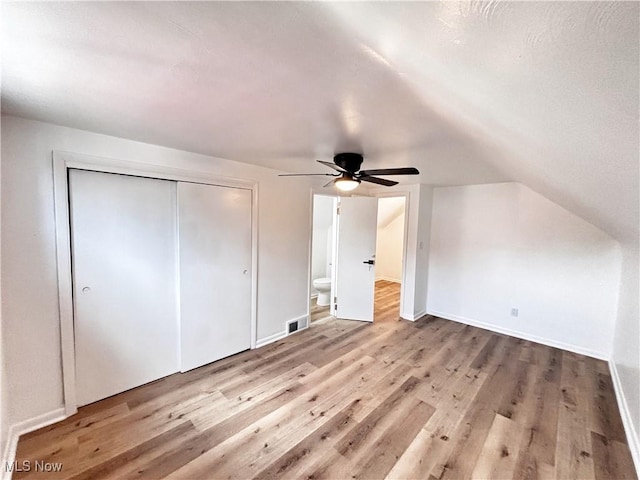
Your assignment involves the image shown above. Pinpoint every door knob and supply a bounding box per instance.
[362,260,375,265]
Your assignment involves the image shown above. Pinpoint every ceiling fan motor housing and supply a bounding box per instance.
[334,153,363,173]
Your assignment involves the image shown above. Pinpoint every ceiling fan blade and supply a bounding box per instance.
[360,176,398,187]
[278,173,339,177]
[323,178,338,188]
[359,167,420,176]
[317,160,347,173]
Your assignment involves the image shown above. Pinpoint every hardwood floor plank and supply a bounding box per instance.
[351,398,435,479]
[64,422,195,480]
[15,403,129,461]
[523,345,562,468]
[386,369,487,479]
[14,437,78,480]
[469,334,503,370]
[556,352,596,480]
[511,452,556,480]
[251,399,362,480]
[334,377,423,460]
[100,383,309,479]
[435,336,525,480]
[470,413,525,480]
[591,431,637,480]
[511,361,561,478]
[588,372,628,443]
[165,357,378,479]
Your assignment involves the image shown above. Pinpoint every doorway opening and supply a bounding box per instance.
[374,196,406,323]
[310,194,337,324]
[308,193,408,325]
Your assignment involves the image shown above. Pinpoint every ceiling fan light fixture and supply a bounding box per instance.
[277,152,419,190]
[334,174,360,192]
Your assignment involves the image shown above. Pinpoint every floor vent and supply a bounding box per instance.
[288,321,298,334]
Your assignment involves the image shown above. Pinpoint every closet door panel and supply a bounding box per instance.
[69,170,179,406]
[178,182,252,372]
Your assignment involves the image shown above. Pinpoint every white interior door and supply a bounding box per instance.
[178,182,252,372]
[335,196,379,322]
[69,170,179,407]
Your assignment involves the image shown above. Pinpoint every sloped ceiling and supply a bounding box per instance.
[378,197,406,230]
[2,2,638,242]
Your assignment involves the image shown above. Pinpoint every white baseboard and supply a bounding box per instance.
[255,313,311,348]
[255,330,287,349]
[427,310,609,361]
[375,276,401,284]
[401,309,426,322]
[609,361,640,476]
[1,408,67,480]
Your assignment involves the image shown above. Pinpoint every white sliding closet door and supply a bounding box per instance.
[69,170,179,407]
[178,182,252,372]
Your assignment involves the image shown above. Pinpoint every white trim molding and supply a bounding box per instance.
[427,309,609,360]
[609,361,640,476]
[1,408,66,480]
[255,330,287,349]
[52,150,259,415]
[402,310,427,322]
[256,314,309,349]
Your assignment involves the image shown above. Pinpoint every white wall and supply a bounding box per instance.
[0,352,6,472]
[1,115,311,431]
[427,183,620,359]
[375,202,405,283]
[311,195,334,294]
[0,143,6,463]
[612,241,640,469]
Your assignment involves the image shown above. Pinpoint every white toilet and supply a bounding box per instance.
[313,277,332,306]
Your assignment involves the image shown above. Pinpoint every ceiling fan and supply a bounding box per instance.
[278,153,420,192]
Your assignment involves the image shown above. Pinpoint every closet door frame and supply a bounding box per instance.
[52,150,258,416]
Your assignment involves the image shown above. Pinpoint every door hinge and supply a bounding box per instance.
[336,206,340,215]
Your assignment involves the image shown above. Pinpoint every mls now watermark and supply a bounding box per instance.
[5,460,63,473]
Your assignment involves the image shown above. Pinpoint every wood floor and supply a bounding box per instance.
[373,280,401,323]
[15,315,636,479]
[309,300,332,323]
[311,280,401,324]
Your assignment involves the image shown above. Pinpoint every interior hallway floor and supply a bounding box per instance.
[373,279,401,323]
[311,279,401,324]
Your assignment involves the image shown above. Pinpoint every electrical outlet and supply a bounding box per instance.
[510,308,519,317]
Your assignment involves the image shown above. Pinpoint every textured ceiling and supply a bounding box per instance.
[2,2,638,242]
